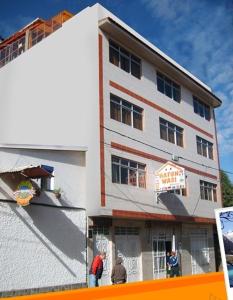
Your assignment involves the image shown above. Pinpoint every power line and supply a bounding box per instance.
[102,125,233,176]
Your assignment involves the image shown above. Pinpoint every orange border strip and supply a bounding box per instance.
[3,273,226,300]
[111,141,217,180]
[99,34,106,207]
[112,209,216,224]
[110,80,214,139]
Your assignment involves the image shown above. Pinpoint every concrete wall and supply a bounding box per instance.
[99,21,221,219]
[0,148,87,292]
[0,202,86,292]
[181,224,215,275]
[0,5,103,216]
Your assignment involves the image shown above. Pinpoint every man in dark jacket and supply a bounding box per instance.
[111,257,127,284]
[169,251,180,278]
[89,251,106,287]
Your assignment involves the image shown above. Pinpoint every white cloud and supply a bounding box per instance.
[142,0,233,159]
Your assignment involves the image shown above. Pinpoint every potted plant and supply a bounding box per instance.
[53,188,62,199]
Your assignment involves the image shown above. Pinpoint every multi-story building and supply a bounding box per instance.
[0,3,222,295]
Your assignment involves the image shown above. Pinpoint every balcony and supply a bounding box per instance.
[0,11,73,69]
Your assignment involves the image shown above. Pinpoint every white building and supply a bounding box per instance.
[0,4,222,295]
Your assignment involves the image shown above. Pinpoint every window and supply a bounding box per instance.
[160,118,184,147]
[193,96,210,120]
[40,165,54,191]
[109,40,141,79]
[115,227,139,235]
[167,188,187,196]
[112,156,146,188]
[196,136,213,159]
[200,180,217,201]
[110,94,143,130]
[156,72,181,102]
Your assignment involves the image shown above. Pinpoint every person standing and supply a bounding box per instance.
[89,251,106,287]
[111,257,127,284]
[169,251,180,278]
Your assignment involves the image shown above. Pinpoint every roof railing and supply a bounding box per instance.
[0,11,72,69]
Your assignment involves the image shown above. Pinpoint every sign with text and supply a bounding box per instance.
[155,162,186,192]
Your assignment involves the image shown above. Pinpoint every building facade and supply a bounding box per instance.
[0,3,222,294]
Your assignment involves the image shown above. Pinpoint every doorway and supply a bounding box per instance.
[152,237,172,279]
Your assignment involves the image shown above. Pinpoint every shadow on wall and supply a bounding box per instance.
[24,193,86,262]
[0,148,86,166]
[0,185,86,278]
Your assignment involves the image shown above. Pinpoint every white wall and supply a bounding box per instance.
[98,19,221,219]
[0,202,86,292]
[0,148,87,292]
[0,5,102,215]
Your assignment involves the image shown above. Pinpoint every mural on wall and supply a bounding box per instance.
[13,181,35,206]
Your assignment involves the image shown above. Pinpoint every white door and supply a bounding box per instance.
[93,232,112,286]
[115,228,142,283]
[152,238,167,279]
[191,230,210,274]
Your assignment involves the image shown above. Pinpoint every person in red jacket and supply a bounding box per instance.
[89,251,106,287]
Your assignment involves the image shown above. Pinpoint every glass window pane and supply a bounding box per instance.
[173,87,181,102]
[133,111,143,130]
[208,144,213,159]
[204,106,210,120]
[193,99,199,113]
[120,49,130,72]
[199,103,204,117]
[131,54,141,64]
[213,187,217,202]
[197,140,202,155]
[168,127,175,143]
[110,100,121,121]
[112,164,120,183]
[165,82,172,98]
[130,161,137,168]
[129,169,137,186]
[138,171,146,188]
[160,124,167,141]
[112,156,120,163]
[109,47,119,66]
[121,159,128,166]
[138,164,145,170]
[176,132,183,147]
[121,166,128,184]
[131,60,141,79]
[122,105,131,125]
[157,76,164,93]
[202,142,207,157]
[200,186,205,199]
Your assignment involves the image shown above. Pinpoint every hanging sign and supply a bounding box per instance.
[13,181,35,206]
[155,161,186,192]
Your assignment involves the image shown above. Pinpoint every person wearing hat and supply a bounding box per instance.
[89,251,106,287]
[111,257,127,284]
[169,251,180,277]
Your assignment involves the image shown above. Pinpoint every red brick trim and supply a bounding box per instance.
[110,80,214,139]
[99,34,105,207]
[112,209,216,224]
[111,142,217,180]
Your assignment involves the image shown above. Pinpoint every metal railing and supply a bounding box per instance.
[0,13,68,69]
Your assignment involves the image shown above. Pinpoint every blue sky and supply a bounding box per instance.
[1,0,233,180]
